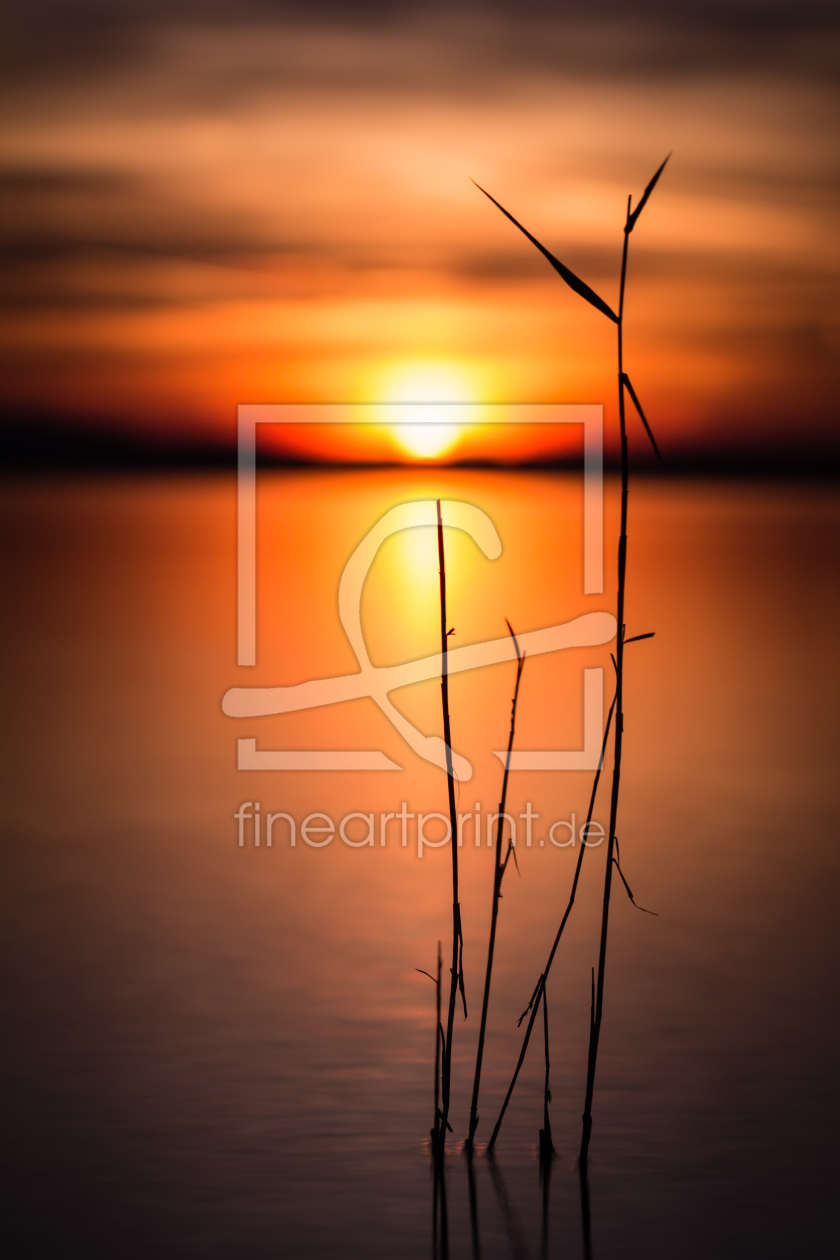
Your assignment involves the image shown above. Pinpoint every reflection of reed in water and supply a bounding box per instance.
[538,986,555,1260]
[539,1128,554,1260]
[578,1156,593,1260]
[466,1145,482,1260]
[430,1149,449,1260]
[487,1157,531,1260]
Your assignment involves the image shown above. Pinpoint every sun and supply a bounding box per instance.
[373,360,480,459]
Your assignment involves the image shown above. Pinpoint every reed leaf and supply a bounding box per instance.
[472,180,619,324]
[613,838,658,916]
[625,154,670,234]
[622,373,663,462]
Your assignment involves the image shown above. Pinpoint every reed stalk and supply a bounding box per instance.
[485,693,615,1153]
[578,969,595,1260]
[466,624,525,1151]
[580,161,667,1165]
[435,940,442,1140]
[436,499,465,1155]
[538,984,554,1161]
[475,157,667,1162]
[417,941,443,1144]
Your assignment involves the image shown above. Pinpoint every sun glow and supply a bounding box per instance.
[374,361,479,459]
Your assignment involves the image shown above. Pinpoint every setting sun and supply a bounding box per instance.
[373,361,480,458]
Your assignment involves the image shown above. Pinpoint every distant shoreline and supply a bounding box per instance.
[2,419,838,477]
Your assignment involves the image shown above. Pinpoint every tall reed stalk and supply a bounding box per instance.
[578,162,667,1165]
[477,155,667,1161]
[466,624,525,1151]
[436,499,466,1155]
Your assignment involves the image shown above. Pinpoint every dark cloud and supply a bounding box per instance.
[4,0,838,87]
[0,167,137,195]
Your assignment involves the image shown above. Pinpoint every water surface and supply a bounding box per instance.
[3,472,838,1257]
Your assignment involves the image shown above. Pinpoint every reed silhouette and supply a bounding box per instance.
[538,985,555,1163]
[466,622,525,1152]
[475,157,667,1161]
[436,499,467,1157]
[484,694,615,1153]
[416,940,443,1145]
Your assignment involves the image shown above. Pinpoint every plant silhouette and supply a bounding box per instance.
[475,157,668,1159]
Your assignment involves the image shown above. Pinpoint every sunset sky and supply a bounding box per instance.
[2,1,838,463]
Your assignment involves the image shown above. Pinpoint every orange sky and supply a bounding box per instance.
[2,4,838,462]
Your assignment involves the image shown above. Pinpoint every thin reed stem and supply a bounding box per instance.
[539,985,554,1160]
[466,626,525,1150]
[416,941,444,1146]
[576,157,670,1161]
[436,941,442,1139]
[485,693,616,1154]
[579,197,632,1166]
[437,500,464,1155]
[432,942,442,1144]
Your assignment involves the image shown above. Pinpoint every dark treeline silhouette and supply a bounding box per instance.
[4,419,839,476]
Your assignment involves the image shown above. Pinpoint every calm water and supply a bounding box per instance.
[2,472,839,1258]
